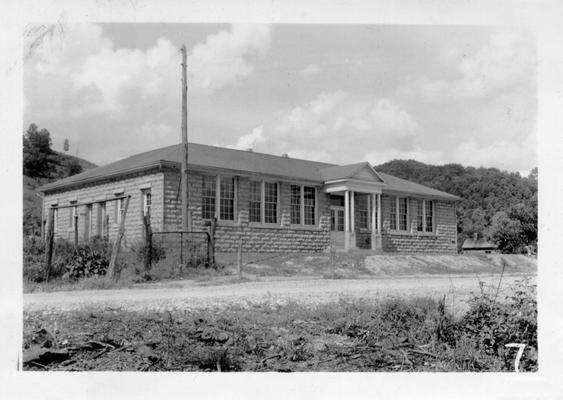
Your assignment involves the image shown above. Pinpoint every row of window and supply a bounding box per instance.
[201,176,317,226]
[389,196,434,233]
[51,189,151,234]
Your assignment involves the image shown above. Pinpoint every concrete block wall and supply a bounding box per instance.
[163,170,331,252]
[379,194,457,253]
[43,170,164,248]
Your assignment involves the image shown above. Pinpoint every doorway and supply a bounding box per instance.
[330,206,345,248]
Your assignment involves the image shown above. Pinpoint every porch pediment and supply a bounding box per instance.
[320,162,386,194]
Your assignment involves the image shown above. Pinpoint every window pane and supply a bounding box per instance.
[425,200,433,232]
[290,185,301,224]
[337,209,344,232]
[358,195,369,229]
[220,177,234,220]
[143,190,151,217]
[399,198,408,231]
[249,180,261,223]
[416,199,423,232]
[389,196,397,230]
[202,176,216,219]
[264,182,278,223]
[304,186,316,225]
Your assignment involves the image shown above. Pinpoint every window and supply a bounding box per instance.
[303,187,316,226]
[202,175,236,221]
[86,204,93,240]
[398,198,408,231]
[249,180,262,223]
[389,196,408,231]
[389,196,397,230]
[358,195,369,229]
[220,177,235,220]
[142,189,152,217]
[69,202,77,228]
[115,198,124,224]
[290,185,316,226]
[264,182,278,224]
[248,181,279,224]
[290,185,301,224]
[416,199,424,232]
[414,199,434,233]
[202,175,216,220]
[53,208,58,233]
[425,200,434,233]
[99,202,107,237]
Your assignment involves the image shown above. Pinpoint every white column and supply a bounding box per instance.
[377,193,382,233]
[350,191,355,232]
[371,193,376,234]
[344,190,350,232]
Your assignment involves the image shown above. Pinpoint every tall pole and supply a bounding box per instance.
[180,45,190,232]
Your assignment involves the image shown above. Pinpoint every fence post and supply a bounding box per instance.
[148,220,152,270]
[44,208,55,282]
[73,214,78,248]
[179,232,183,270]
[237,237,243,280]
[330,242,336,279]
[143,213,151,271]
[107,196,130,279]
[208,217,216,266]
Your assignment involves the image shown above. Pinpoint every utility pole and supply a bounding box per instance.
[180,45,191,231]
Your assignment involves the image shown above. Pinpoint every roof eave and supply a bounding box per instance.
[382,188,461,201]
[38,161,167,194]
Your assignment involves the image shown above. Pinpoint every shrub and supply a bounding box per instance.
[456,278,537,371]
[64,237,113,280]
[23,236,47,282]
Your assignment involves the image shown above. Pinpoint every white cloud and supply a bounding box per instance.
[189,24,272,94]
[27,23,272,119]
[23,23,273,164]
[299,63,321,77]
[231,91,420,163]
[365,148,446,166]
[232,125,265,149]
[399,31,535,103]
[451,130,536,171]
[71,38,179,117]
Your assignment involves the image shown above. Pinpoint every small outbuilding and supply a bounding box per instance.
[461,235,498,254]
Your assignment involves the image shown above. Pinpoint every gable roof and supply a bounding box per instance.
[462,238,497,250]
[377,172,461,201]
[320,162,385,183]
[37,143,334,192]
[37,142,461,201]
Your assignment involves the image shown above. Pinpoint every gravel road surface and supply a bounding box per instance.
[24,273,534,315]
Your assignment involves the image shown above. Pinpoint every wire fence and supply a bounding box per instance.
[149,231,211,271]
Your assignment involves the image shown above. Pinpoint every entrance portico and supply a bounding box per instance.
[320,162,386,251]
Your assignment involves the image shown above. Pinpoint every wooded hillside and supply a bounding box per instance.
[374,160,537,253]
[23,124,97,235]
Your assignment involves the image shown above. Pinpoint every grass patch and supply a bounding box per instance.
[23,279,536,372]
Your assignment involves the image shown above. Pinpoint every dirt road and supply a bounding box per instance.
[24,273,534,316]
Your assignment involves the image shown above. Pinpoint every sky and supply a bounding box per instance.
[23,23,537,175]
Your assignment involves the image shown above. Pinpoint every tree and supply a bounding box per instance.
[65,158,83,176]
[63,138,69,153]
[23,123,53,178]
[489,211,524,253]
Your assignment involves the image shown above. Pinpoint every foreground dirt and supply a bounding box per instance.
[22,282,537,372]
[24,273,535,317]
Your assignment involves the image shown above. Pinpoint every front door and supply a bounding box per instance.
[330,206,345,248]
